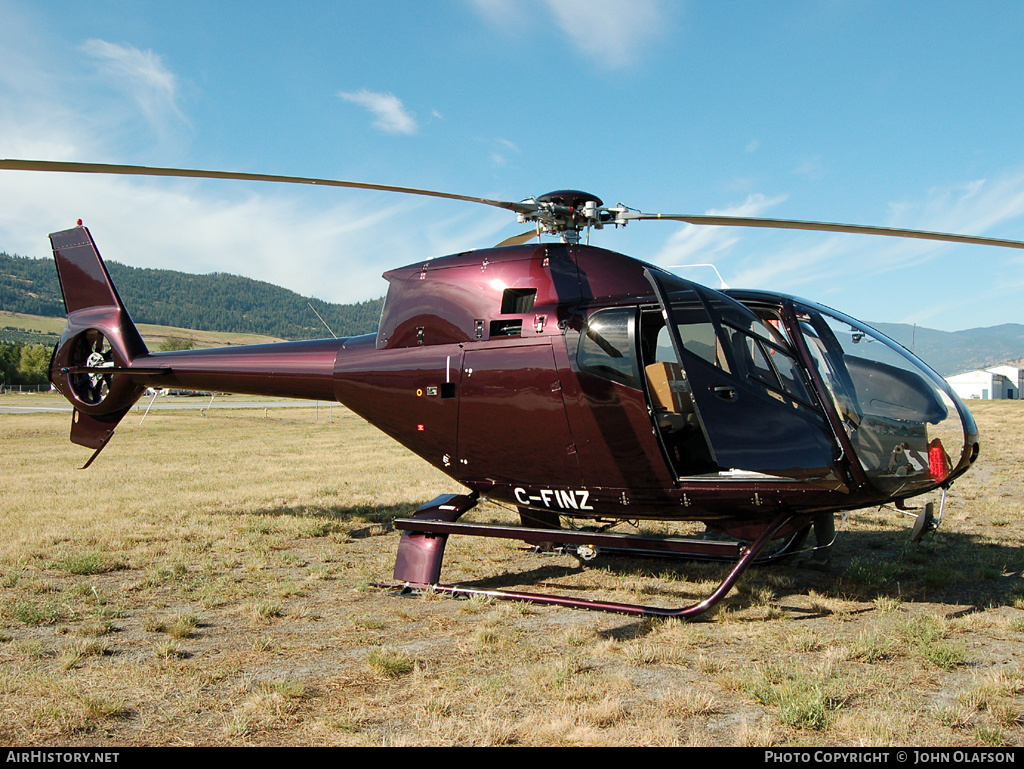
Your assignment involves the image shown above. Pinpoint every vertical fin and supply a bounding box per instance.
[49,226,148,464]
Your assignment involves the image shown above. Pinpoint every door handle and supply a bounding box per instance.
[712,385,737,401]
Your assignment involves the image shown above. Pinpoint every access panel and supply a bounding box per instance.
[457,342,582,487]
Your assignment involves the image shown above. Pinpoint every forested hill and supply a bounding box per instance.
[0,252,384,339]
[868,322,1024,376]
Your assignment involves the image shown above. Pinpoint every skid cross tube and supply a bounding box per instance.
[388,508,795,618]
[393,519,745,558]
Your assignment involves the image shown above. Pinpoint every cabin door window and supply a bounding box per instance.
[642,269,840,485]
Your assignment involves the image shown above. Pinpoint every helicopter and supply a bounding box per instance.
[4,158,1024,618]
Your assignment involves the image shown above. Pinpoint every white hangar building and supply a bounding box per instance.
[945,366,1022,400]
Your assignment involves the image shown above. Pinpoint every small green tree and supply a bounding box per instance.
[17,344,52,385]
[0,342,19,386]
[158,336,195,352]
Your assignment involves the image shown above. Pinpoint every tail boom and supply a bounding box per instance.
[47,225,344,463]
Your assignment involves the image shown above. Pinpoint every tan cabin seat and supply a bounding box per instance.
[645,361,696,433]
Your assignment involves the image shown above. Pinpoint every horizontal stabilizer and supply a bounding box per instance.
[60,365,171,377]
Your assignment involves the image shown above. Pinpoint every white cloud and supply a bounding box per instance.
[653,193,789,269]
[0,30,498,306]
[464,0,530,27]
[489,137,520,167]
[668,175,1024,297]
[338,89,418,135]
[81,39,187,131]
[467,0,668,70]
[886,176,1024,240]
[677,173,1024,330]
[542,0,666,69]
[0,167,450,305]
[791,155,824,179]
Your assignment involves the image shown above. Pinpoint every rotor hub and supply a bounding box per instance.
[518,189,629,243]
[536,190,603,209]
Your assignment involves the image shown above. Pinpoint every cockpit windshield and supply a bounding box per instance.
[794,302,976,496]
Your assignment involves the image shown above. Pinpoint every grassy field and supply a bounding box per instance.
[1,310,284,349]
[0,399,1022,746]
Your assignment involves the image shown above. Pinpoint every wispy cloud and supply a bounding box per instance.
[653,193,789,268]
[665,175,1024,296]
[489,137,520,167]
[887,176,1024,239]
[791,155,824,179]
[0,166,445,304]
[695,173,1024,329]
[0,30,480,305]
[338,89,417,135]
[467,0,669,70]
[542,0,667,69]
[81,39,187,131]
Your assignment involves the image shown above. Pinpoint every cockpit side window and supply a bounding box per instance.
[643,292,820,412]
[719,321,817,408]
[577,307,639,388]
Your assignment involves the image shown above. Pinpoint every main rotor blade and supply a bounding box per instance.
[495,230,539,247]
[0,158,536,216]
[9,158,1022,250]
[626,212,1024,250]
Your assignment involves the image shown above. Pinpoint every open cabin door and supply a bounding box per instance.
[642,269,841,485]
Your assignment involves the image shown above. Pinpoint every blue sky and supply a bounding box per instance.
[1,0,1023,332]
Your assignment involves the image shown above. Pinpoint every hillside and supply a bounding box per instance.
[1,310,284,349]
[0,252,383,340]
[867,322,1024,376]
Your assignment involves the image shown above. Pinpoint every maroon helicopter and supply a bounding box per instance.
[5,159,1023,617]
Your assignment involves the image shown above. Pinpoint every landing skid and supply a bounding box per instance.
[552,525,809,566]
[381,494,796,618]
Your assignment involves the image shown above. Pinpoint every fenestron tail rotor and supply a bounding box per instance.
[3,158,1024,251]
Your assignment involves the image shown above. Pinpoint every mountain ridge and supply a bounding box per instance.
[866,322,1024,376]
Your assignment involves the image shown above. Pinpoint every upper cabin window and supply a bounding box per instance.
[577,307,639,388]
[660,292,726,371]
[640,289,729,373]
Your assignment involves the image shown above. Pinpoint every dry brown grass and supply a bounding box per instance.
[1,398,1023,746]
[1,310,283,349]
